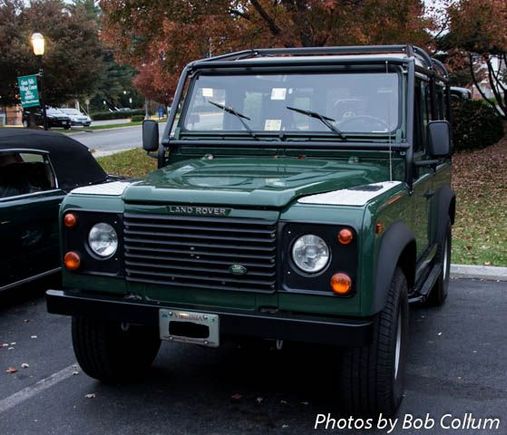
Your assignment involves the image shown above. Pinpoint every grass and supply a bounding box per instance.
[96,134,507,266]
[85,121,144,130]
[97,148,155,178]
[451,133,507,266]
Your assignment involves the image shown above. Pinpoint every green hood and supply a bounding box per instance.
[123,157,388,208]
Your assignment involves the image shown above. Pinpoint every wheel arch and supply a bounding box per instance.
[373,221,416,313]
[434,185,456,243]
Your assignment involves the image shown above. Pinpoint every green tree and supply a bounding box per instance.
[0,0,104,107]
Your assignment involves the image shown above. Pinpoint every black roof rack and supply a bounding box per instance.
[193,44,447,79]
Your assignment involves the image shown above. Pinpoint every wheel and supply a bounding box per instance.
[427,220,451,306]
[340,268,409,416]
[72,316,160,383]
[63,125,71,130]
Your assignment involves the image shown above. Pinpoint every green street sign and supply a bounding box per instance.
[17,74,40,108]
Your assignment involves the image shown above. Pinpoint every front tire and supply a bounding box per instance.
[72,316,160,383]
[340,268,409,416]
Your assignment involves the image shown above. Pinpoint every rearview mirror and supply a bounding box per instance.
[427,121,451,158]
[142,120,159,152]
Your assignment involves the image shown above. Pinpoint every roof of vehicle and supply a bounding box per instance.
[190,45,448,81]
[0,128,107,191]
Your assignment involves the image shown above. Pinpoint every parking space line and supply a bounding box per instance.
[0,364,77,414]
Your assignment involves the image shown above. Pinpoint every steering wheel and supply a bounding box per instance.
[338,115,390,131]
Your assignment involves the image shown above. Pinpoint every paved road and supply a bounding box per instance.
[0,279,506,435]
[68,123,166,154]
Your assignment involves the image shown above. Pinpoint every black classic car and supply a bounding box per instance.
[22,107,72,130]
[0,128,110,292]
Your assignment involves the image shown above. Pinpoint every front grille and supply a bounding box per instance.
[123,213,277,292]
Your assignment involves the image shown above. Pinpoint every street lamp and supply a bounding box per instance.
[31,32,47,130]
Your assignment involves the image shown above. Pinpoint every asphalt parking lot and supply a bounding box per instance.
[1,278,506,435]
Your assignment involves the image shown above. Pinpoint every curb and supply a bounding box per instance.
[451,264,507,281]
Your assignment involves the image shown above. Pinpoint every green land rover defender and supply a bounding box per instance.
[47,45,455,416]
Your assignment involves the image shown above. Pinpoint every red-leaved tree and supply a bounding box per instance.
[100,0,434,104]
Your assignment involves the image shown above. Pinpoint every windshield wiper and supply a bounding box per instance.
[286,106,346,140]
[208,100,257,140]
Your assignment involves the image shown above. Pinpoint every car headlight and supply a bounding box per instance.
[292,234,330,273]
[88,223,118,258]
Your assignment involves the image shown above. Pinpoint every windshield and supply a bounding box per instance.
[61,109,80,115]
[180,72,401,137]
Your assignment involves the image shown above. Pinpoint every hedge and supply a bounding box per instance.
[131,114,145,122]
[451,99,504,151]
[91,109,144,121]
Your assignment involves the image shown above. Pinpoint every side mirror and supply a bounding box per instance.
[427,120,451,158]
[142,120,159,152]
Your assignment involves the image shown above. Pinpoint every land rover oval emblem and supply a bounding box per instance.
[229,264,248,275]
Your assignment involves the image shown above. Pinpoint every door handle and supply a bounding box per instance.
[424,190,434,199]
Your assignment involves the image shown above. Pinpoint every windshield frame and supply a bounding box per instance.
[173,64,406,142]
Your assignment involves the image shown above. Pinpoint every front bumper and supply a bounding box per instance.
[47,289,373,346]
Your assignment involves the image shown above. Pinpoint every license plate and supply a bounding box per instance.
[159,309,219,347]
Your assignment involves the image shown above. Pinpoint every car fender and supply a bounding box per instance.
[432,185,455,244]
[373,221,416,313]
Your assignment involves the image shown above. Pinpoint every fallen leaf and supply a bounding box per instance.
[256,397,263,404]
[84,393,96,399]
[5,367,17,374]
[30,336,38,339]
[21,363,30,368]
[230,393,242,401]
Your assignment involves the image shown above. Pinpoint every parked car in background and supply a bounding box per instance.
[59,108,92,127]
[22,107,72,130]
[0,128,113,293]
[450,86,472,101]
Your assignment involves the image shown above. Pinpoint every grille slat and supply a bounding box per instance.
[124,228,274,245]
[125,252,274,268]
[123,213,277,293]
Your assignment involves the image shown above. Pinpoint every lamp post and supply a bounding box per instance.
[31,32,47,130]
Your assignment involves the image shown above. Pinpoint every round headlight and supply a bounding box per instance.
[292,234,330,273]
[88,223,118,258]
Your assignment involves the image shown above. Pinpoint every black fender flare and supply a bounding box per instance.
[373,221,416,313]
[433,185,456,244]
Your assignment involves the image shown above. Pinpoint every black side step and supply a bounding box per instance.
[408,263,442,304]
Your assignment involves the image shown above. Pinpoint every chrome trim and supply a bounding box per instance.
[0,189,63,203]
[0,267,61,292]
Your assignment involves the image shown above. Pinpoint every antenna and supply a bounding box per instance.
[386,60,393,181]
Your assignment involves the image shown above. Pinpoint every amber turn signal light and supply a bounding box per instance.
[63,213,77,228]
[330,273,352,295]
[337,228,353,245]
[64,251,80,271]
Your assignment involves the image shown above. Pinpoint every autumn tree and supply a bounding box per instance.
[443,0,507,119]
[0,0,103,107]
[100,0,434,104]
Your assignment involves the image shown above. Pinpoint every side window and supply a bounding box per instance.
[0,152,56,199]
[414,80,430,153]
[436,85,447,120]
